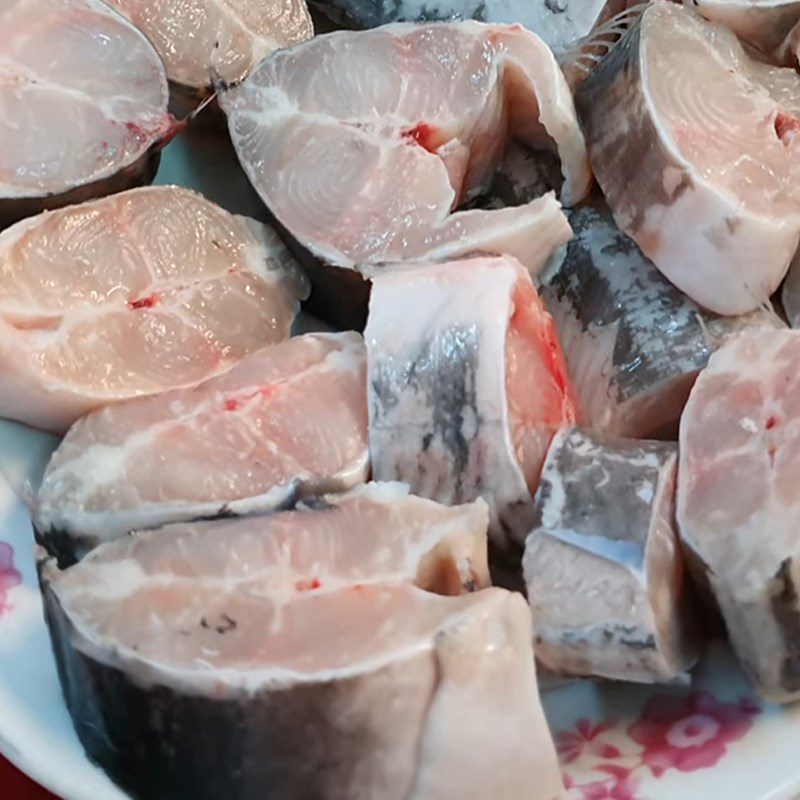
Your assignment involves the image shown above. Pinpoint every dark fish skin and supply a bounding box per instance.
[0,150,161,230]
[32,525,95,570]
[42,577,434,800]
[771,558,800,694]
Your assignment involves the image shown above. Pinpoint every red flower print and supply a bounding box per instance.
[576,779,642,800]
[557,719,619,764]
[0,541,21,617]
[628,691,758,777]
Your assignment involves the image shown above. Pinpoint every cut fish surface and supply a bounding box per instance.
[366,255,578,550]
[686,0,800,56]
[42,483,564,800]
[677,329,800,702]
[542,206,786,438]
[312,0,629,54]
[0,185,307,432]
[0,0,173,226]
[524,427,700,684]
[104,0,313,90]
[222,21,588,277]
[34,332,366,566]
[575,0,800,315]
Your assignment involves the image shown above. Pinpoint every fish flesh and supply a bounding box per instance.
[104,0,313,91]
[677,329,800,702]
[575,0,800,315]
[42,482,564,800]
[523,427,700,684]
[312,0,628,55]
[222,22,588,323]
[542,206,786,438]
[366,255,578,550]
[0,185,307,432]
[686,0,800,56]
[34,332,367,566]
[1,0,174,227]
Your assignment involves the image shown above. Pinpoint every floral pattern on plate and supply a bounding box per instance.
[0,540,21,618]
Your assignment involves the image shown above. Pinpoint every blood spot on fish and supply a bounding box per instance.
[774,112,800,146]
[402,123,439,153]
[129,294,159,310]
[0,542,21,619]
[224,398,239,411]
[295,577,322,592]
[766,416,779,430]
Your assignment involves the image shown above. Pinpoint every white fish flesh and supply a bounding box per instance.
[677,329,800,702]
[312,0,628,54]
[0,0,174,227]
[575,0,800,315]
[222,22,589,323]
[104,0,313,90]
[366,255,578,550]
[542,206,786,438]
[42,482,564,800]
[686,0,800,56]
[0,185,307,432]
[524,427,700,684]
[34,332,367,565]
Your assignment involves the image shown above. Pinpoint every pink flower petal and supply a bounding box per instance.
[594,744,622,759]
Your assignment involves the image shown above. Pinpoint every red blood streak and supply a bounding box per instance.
[775,112,800,145]
[766,416,778,430]
[129,293,158,310]
[224,399,239,412]
[402,122,438,153]
[295,577,321,592]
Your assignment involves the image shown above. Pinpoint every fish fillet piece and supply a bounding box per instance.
[677,329,800,702]
[687,0,800,55]
[222,21,588,275]
[0,0,173,226]
[542,207,786,438]
[42,484,564,800]
[575,0,800,315]
[524,427,700,684]
[104,0,313,90]
[0,185,307,432]
[34,332,367,565]
[313,0,627,54]
[366,255,578,550]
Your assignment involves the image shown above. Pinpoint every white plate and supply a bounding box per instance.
[2,133,800,800]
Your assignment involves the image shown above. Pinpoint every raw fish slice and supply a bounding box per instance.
[575,1,800,315]
[222,22,588,275]
[524,427,700,684]
[0,0,173,226]
[687,0,800,55]
[312,0,627,55]
[34,332,367,565]
[0,185,307,432]
[42,484,564,800]
[678,329,800,702]
[543,207,786,438]
[105,0,313,90]
[366,255,578,549]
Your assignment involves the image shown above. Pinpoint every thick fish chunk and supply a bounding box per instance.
[0,0,174,227]
[366,255,578,550]
[524,427,700,684]
[687,0,800,56]
[0,186,307,432]
[104,0,313,91]
[543,207,786,438]
[34,332,366,565]
[42,483,564,800]
[678,329,800,702]
[576,1,800,315]
[222,22,588,323]
[313,0,627,54]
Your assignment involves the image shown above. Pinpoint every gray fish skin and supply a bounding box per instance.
[542,206,785,439]
[523,427,701,684]
[311,0,626,53]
